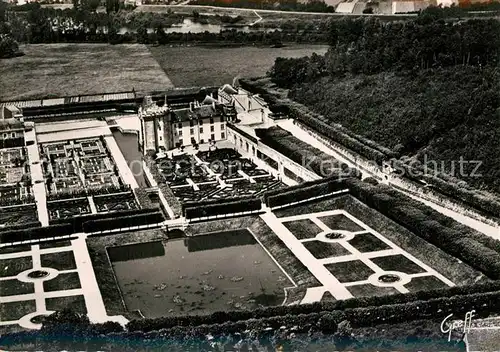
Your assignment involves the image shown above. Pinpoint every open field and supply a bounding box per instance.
[0,44,174,101]
[148,44,328,87]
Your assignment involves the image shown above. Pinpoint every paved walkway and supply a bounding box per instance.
[261,208,455,303]
[25,129,49,226]
[260,211,354,300]
[104,135,139,189]
[277,119,500,240]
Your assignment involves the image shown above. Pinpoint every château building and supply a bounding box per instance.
[138,90,237,153]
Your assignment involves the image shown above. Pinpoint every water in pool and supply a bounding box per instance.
[112,130,147,188]
[108,230,291,318]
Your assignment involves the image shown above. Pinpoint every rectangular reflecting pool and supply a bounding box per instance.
[108,230,291,318]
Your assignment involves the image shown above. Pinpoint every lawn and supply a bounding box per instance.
[324,260,375,283]
[302,240,350,259]
[346,283,399,298]
[282,219,322,240]
[45,295,87,314]
[404,276,448,292]
[347,233,391,253]
[0,44,174,101]
[317,214,365,232]
[0,279,34,296]
[40,251,77,271]
[0,256,32,278]
[148,44,328,88]
[43,272,81,292]
[371,254,427,275]
[0,300,36,322]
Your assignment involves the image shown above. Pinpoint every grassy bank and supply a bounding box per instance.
[148,44,328,87]
[0,44,174,101]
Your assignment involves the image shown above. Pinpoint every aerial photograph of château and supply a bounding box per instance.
[0,0,499,350]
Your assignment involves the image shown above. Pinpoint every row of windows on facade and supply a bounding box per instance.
[177,123,224,136]
[178,132,225,146]
[179,118,217,129]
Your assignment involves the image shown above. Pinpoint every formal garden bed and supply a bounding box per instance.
[282,219,323,240]
[302,240,350,259]
[0,300,36,322]
[404,276,449,292]
[346,283,399,297]
[317,214,364,232]
[0,279,34,296]
[347,233,391,252]
[0,255,32,278]
[40,251,76,271]
[371,255,428,275]
[39,240,72,250]
[324,260,375,283]
[43,272,81,292]
[0,205,39,227]
[48,198,91,220]
[93,192,139,213]
[45,295,87,315]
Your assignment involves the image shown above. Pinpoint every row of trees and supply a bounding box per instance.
[189,0,335,13]
[1,2,330,44]
[270,16,500,83]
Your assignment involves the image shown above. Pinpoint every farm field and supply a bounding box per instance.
[0,44,174,101]
[148,44,328,87]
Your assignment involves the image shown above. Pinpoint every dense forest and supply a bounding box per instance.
[268,12,500,194]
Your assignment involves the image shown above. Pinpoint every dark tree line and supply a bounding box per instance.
[270,15,500,87]
[189,0,335,13]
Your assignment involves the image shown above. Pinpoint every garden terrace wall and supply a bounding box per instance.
[344,178,500,279]
[127,281,500,332]
[50,207,159,233]
[0,223,73,244]
[392,160,500,222]
[262,175,355,205]
[266,179,348,208]
[184,197,262,219]
[82,211,164,233]
[144,155,182,218]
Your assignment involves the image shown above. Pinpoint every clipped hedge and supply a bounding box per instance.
[82,211,164,233]
[0,221,42,233]
[266,178,347,208]
[262,174,355,205]
[127,280,500,332]
[184,197,262,219]
[51,208,159,233]
[0,223,73,244]
[344,178,500,279]
[395,160,500,221]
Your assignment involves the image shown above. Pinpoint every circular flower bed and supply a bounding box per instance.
[325,232,346,240]
[378,274,401,283]
[27,270,49,279]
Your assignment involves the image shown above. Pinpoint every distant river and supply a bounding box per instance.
[104,18,281,34]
